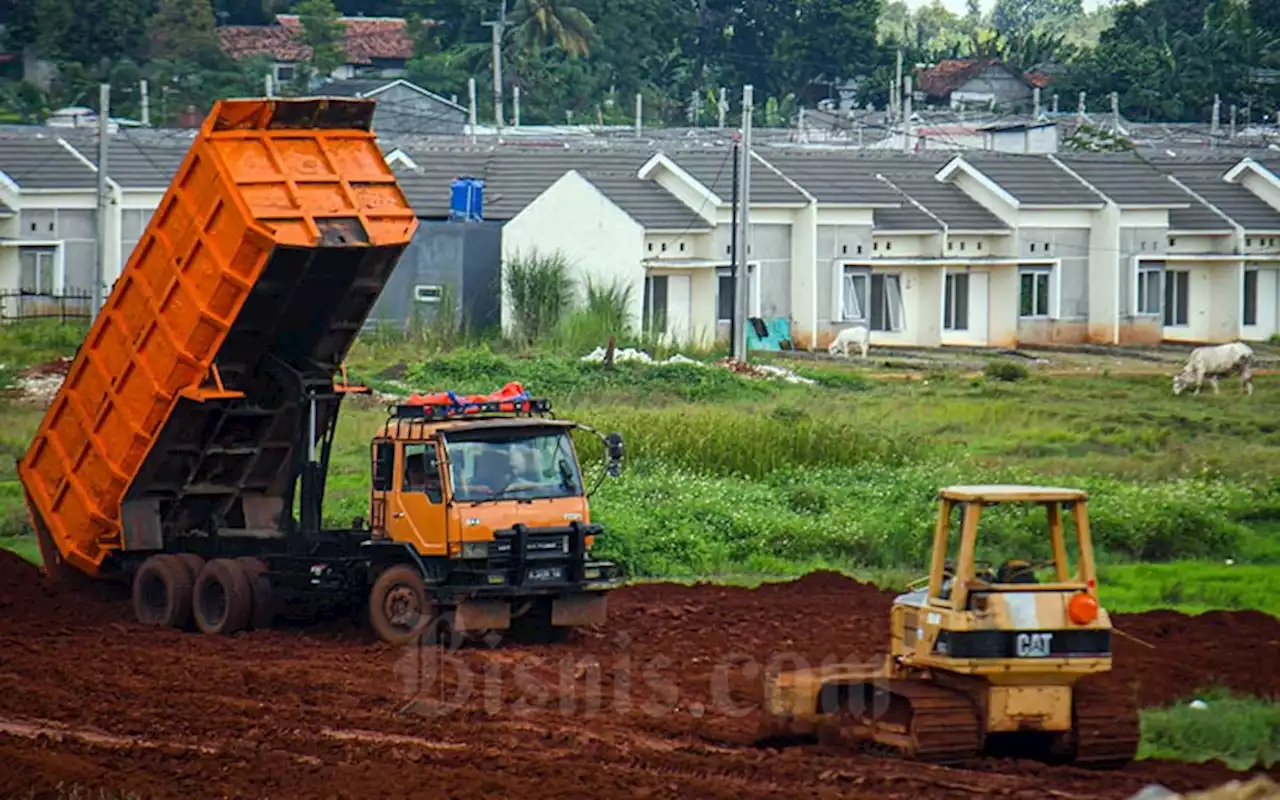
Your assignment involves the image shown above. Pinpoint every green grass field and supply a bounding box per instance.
[1139,690,1280,770]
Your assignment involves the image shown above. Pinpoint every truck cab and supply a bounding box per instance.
[362,392,622,643]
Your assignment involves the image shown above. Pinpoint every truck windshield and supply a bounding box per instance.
[445,428,584,503]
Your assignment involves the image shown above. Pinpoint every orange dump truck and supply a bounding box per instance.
[17,98,622,644]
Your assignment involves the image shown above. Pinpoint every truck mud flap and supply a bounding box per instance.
[552,593,608,627]
[452,599,511,632]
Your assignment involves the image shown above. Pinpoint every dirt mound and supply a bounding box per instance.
[0,562,1277,798]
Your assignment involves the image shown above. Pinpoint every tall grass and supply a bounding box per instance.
[552,276,636,354]
[504,248,575,347]
[1138,689,1280,769]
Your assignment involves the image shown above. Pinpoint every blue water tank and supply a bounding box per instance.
[449,177,484,222]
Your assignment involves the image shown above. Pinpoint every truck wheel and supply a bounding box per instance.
[234,556,274,630]
[368,565,432,645]
[193,558,253,635]
[132,555,194,628]
[173,554,205,583]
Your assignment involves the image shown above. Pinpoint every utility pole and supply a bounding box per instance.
[894,49,903,122]
[1110,91,1119,132]
[733,85,753,363]
[634,92,642,137]
[468,77,478,145]
[1230,104,1237,139]
[728,133,740,359]
[1052,93,1059,115]
[1032,86,1041,119]
[1212,94,1221,137]
[140,79,149,127]
[481,0,508,130]
[512,86,521,127]
[264,73,274,98]
[718,86,727,128]
[1077,91,1086,125]
[901,75,913,152]
[94,83,110,318]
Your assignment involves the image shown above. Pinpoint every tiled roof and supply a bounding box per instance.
[0,135,97,189]
[218,14,418,64]
[1156,160,1280,232]
[1054,153,1191,207]
[957,153,1103,207]
[582,172,710,230]
[56,134,189,189]
[662,149,806,205]
[876,165,1008,231]
[873,203,941,231]
[761,151,915,205]
[915,59,1036,98]
[392,149,708,230]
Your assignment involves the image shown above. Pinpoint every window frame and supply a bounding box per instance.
[716,267,734,323]
[840,265,905,332]
[1136,263,1163,317]
[401,441,444,504]
[1018,267,1051,319]
[1243,269,1258,327]
[1162,268,1190,327]
[944,272,970,332]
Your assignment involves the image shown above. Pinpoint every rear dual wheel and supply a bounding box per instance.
[131,554,273,635]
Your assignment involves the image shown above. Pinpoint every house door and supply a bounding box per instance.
[942,271,988,346]
[665,274,691,345]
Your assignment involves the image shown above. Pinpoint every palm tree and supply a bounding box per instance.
[508,0,595,58]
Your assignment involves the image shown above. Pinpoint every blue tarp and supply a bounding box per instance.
[746,316,791,351]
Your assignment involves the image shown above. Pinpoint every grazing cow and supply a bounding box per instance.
[1172,341,1254,396]
[828,325,871,359]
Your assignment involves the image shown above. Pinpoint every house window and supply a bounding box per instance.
[19,248,56,294]
[1136,264,1162,316]
[643,275,668,337]
[274,64,296,83]
[413,285,443,303]
[841,267,904,332]
[716,268,734,323]
[1019,268,1050,318]
[1244,269,1258,326]
[1163,269,1189,327]
[977,241,982,251]
[944,273,969,331]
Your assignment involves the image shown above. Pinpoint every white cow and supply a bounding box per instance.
[828,325,870,359]
[1172,341,1255,396]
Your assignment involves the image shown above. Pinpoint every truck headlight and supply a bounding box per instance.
[584,567,601,580]
[460,541,489,559]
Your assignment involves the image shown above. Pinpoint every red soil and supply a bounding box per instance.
[0,553,1277,799]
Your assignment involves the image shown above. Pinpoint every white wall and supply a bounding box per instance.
[501,170,646,335]
[1242,267,1278,340]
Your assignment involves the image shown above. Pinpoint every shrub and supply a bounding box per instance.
[553,276,636,354]
[504,248,575,347]
[984,360,1029,382]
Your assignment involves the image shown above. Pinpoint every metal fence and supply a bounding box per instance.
[0,289,93,323]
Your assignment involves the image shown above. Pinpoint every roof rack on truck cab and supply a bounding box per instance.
[390,397,552,421]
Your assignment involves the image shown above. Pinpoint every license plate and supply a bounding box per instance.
[526,566,564,583]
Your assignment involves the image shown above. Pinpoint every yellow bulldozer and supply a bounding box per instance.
[760,485,1139,767]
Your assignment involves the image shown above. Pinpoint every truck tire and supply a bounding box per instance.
[193,558,253,635]
[173,554,205,583]
[132,555,194,629]
[234,556,274,630]
[368,565,432,645]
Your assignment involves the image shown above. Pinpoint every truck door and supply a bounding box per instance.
[370,440,394,533]
[386,441,449,556]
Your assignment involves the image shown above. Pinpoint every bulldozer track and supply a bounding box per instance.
[819,680,983,765]
[1069,678,1140,768]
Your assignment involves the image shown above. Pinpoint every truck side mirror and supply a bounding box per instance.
[606,432,624,477]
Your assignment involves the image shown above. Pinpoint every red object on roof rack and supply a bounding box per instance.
[403,381,533,413]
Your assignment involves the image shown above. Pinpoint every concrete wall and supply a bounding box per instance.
[17,207,96,291]
[752,223,791,319]
[989,266,1020,347]
[954,66,1034,108]
[368,219,503,331]
[817,223,874,338]
[502,171,645,336]
[371,84,466,135]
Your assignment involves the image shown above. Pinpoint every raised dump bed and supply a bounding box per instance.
[18,98,418,578]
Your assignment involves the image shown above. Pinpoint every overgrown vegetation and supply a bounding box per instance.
[2,322,1279,620]
[1139,689,1280,770]
[503,249,576,348]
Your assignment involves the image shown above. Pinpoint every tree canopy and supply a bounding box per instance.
[0,0,1277,128]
